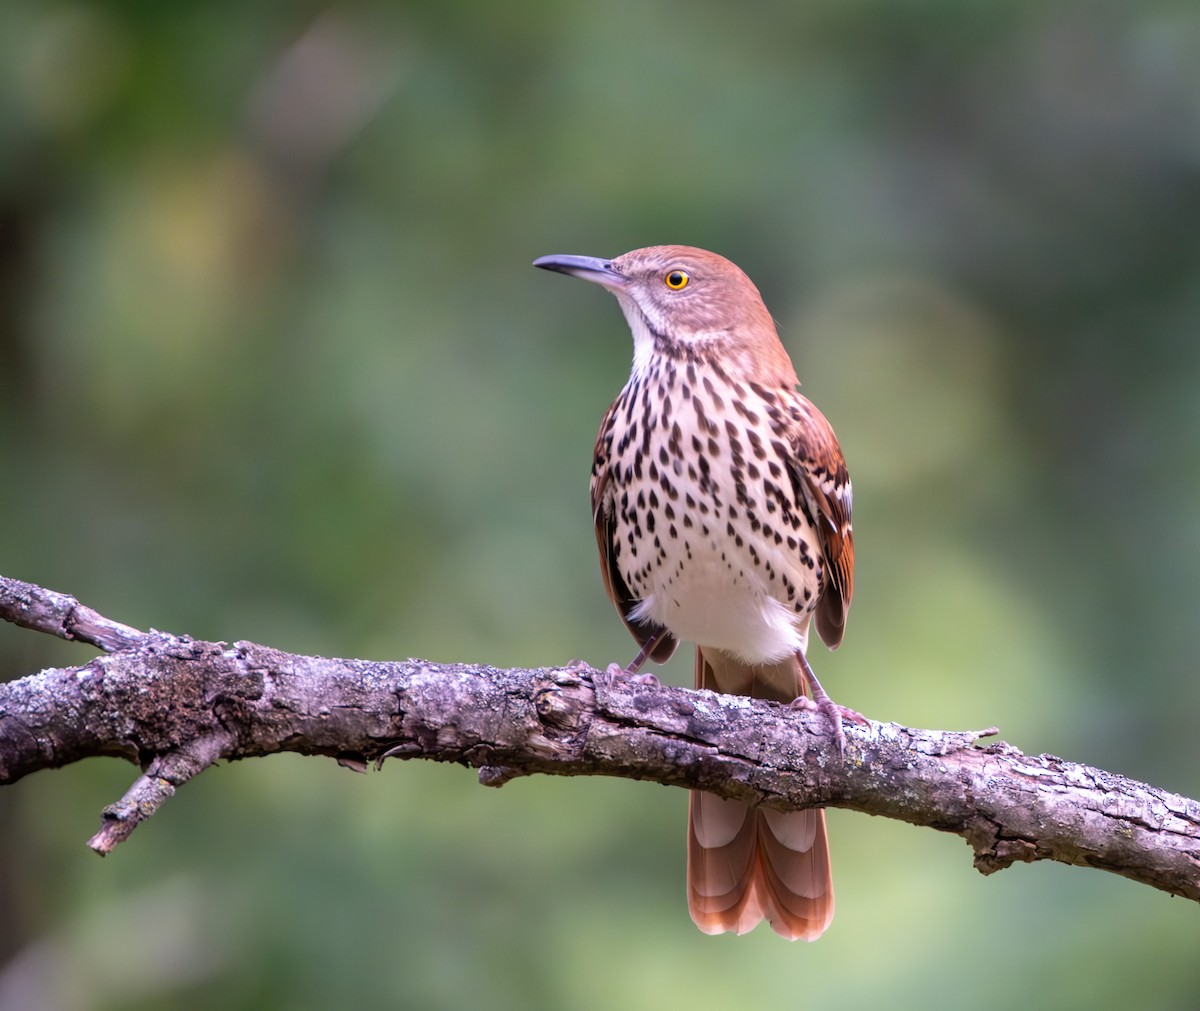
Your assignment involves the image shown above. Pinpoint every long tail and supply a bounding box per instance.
[687,646,834,940]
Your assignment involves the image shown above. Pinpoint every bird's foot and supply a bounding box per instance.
[792,652,866,759]
[789,694,853,758]
[606,661,660,687]
[590,661,660,694]
[837,703,870,728]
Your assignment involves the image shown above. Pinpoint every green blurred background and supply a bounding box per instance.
[2,1,1199,1008]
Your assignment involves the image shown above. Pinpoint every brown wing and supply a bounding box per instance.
[590,412,678,664]
[788,398,854,650]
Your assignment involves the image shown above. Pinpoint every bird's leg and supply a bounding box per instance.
[791,651,867,758]
[605,629,665,686]
[622,632,661,675]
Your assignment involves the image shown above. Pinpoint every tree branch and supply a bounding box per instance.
[1,574,1197,901]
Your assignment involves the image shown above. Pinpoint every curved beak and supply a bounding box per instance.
[532,254,629,291]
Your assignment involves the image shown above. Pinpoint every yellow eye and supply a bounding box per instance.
[665,269,689,291]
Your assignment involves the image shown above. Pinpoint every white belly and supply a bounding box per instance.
[629,556,810,664]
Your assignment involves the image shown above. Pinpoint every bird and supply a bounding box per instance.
[533,245,856,940]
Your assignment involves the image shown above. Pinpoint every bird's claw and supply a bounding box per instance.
[838,704,870,728]
[791,695,864,759]
[606,661,660,687]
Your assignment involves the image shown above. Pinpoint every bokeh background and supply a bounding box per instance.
[2,2,1200,1008]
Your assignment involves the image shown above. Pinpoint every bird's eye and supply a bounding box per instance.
[665,269,689,291]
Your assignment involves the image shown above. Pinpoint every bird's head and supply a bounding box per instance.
[534,245,796,385]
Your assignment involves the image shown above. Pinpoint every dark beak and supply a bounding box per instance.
[532,254,629,291]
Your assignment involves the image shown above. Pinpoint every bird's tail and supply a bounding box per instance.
[687,646,834,940]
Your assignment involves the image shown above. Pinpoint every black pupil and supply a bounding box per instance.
[669,272,683,286]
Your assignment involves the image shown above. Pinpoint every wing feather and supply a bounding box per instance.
[787,397,855,649]
[590,407,678,663]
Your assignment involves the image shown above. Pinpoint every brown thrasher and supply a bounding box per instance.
[533,245,855,941]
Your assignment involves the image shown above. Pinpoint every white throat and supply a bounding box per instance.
[615,295,658,380]
[614,295,723,380]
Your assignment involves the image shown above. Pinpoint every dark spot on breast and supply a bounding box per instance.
[733,399,759,426]
[702,376,724,409]
[693,396,718,435]
[749,382,776,403]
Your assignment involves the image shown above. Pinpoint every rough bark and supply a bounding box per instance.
[1,574,1198,900]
